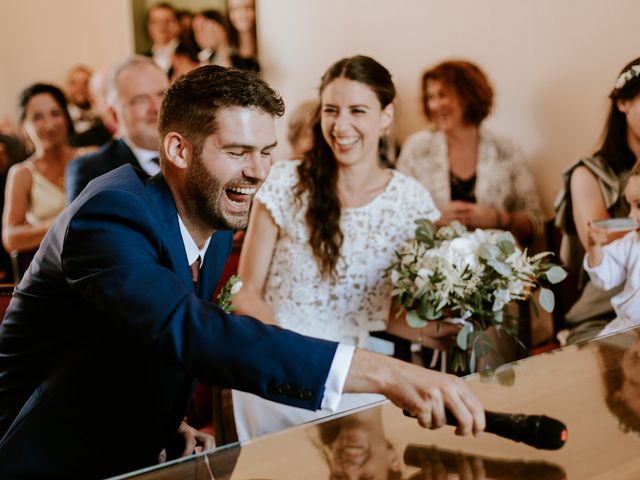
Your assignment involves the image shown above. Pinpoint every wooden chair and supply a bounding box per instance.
[0,283,15,323]
[10,250,36,283]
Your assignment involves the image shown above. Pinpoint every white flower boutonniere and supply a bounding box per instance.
[216,274,243,313]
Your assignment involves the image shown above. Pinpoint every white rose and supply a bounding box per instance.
[230,280,243,295]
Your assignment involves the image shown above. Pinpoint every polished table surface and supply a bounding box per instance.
[113,327,640,479]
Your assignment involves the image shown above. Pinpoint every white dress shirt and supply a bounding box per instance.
[177,214,354,413]
[122,137,161,176]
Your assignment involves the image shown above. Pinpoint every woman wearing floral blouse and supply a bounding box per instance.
[397,60,543,245]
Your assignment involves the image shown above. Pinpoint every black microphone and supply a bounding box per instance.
[403,409,568,450]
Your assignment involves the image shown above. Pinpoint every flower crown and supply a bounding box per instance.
[614,64,640,90]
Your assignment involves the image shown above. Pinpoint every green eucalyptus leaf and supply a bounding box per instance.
[488,259,512,276]
[538,288,555,312]
[457,324,471,350]
[479,243,500,261]
[406,310,429,328]
[498,240,515,255]
[545,266,568,284]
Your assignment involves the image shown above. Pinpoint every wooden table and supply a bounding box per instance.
[113,326,640,479]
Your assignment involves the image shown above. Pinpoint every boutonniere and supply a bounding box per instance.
[215,274,243,313]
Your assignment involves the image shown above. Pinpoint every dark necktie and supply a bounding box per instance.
[190,256,201,289]
[150,156,159,165]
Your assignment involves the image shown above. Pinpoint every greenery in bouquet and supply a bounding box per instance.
[389,219,566,373]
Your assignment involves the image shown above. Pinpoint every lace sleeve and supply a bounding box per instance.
[254,160,300,228]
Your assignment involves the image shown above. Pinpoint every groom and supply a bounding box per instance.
[0,65,485,478]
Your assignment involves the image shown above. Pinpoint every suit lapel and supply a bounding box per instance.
[199,231,233,301]
[114,139,145,171]
[145,175,193,291]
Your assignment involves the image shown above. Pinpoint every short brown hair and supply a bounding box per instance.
[422,60,493,126]
[158,65,284,160]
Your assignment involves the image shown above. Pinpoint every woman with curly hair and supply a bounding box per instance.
[231,55,456,440]
[397,60,543,246]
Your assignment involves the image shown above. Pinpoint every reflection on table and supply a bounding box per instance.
[112,326,640,479]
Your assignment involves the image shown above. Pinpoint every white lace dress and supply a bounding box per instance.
[233,160,440,441]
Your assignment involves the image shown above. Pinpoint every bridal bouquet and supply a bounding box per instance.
[389,220,566,373]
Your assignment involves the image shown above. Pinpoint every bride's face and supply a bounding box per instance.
[320,77,392,169]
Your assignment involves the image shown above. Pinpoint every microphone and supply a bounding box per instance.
[403,409,568,450]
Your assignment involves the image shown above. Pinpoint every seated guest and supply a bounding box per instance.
[232,55,459,441]
[65,65,96,135]
[65,56,168,201]
[286,99,318,159]
[192,9,259,72]
[397,60,543,246]
[145,2,181,76]
[225,0,260,72]
[2,83,88,255]
[555,56,640,344]
[68,66,114,148]
[0,65,484,478]
[170,42,200,82]
[584,161,640,336]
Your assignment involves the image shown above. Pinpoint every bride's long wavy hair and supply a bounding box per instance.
[295,55,396,280]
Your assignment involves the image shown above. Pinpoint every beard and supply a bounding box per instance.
[186,151,251,231]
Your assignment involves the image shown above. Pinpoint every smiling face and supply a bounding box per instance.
[320,77,392,169]
[185,106,276,231]
[228,0,255,33]
[147,5,179,46]
[327,420,400,480]
[424,79,465,133]
[112,62,168,150]
[22,93,69,151]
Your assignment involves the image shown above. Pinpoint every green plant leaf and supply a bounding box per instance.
[479,243,500,261]
[539,287,555,312]
[545,265,568,284]
[487,259,512,276]
[457,323,472,350]
[406,309,429,328]
[469,349,477,374]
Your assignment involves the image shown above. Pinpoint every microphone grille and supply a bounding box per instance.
[535,415,567,450]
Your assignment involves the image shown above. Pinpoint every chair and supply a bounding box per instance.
[10,250,36,283]
[0,283,15,323]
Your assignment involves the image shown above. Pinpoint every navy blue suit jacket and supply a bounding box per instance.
[0,165,337,478]
[65,138,145,202]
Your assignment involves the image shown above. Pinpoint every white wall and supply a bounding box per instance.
[2,0,639,216]
[0,0,133,125]
[258,0,640,216]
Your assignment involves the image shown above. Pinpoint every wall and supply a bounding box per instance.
[2,0,639,215]
[0,0,133,122]
[258,0,640,215]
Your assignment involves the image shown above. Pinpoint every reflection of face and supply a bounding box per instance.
[320,78,391,169]
[22,93,69,151]
[425,79,465,133]
[624,176,640,226]
[185,107,275,230]
[327,420,398,480]
[147,6,179,46]
[112,63,168,150]
[67,69,92,107]
[228,0,255,32]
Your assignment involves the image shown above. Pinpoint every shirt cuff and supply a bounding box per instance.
[320,343,355,412]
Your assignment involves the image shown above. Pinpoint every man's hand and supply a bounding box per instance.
[172,421,216,458]
[344,349,485,436]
